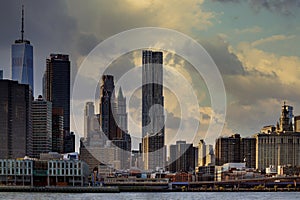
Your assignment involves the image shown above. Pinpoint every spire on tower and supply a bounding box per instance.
[21,4,24,42]
[118,87,124,99]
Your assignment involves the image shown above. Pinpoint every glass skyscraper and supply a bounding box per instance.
[11,5,34,93]
[142,50,165,170]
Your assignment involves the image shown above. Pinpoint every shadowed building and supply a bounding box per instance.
[43,54,72,153]
[215,134,256,168]
[0,80,32,158]
[169,141,195,172]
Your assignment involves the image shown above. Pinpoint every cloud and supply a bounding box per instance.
[234,26,262,34]
[251,35,296,47]
[213,0,300,16]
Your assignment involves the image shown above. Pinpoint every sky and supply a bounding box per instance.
[1,0,300,149]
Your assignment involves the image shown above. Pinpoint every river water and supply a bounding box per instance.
[0,192,299,200]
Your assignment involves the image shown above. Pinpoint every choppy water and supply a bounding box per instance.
[0,192,299,200]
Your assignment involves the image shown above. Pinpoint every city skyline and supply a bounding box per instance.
[0,1,300,148]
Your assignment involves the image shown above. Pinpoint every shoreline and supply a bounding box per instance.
[0,186,299,193]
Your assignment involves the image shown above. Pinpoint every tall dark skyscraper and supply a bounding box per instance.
[0,80,32,159]
[43,54,72,152]
[100,75,120,140]
[11,5,34,93]
[43,54,70,133]
[142,50,165,170]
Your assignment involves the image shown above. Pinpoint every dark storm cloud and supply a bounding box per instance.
[213,0,300,15]
[201,37,245,75]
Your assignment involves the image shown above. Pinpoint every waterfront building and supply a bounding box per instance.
[215,134,256,168]
[32,95,52,158]
[0,80,32,159]
[0,158,89,187]
[256,102,300,171]
[48,159,89,186]
[11,5,34,93]
[215,163,263,181]
[169,141,195,172]
[142,50,165,170]
[0,159,33,186]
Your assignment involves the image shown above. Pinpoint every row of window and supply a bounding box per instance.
[0,168,32,175]
[49,169,82,176]
[0,161,32,168]
[259,138,300,144]
[49,162,81,169]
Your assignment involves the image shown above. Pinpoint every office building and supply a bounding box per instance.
[32,95,52,158]
[256,102,300,170]
[43,54,70,133]
[169,141,195,172]
[215,134,256,168]
[11,5,33,93]
[43,54,71,152]
[0,80,32,159]
[142,50,165,170]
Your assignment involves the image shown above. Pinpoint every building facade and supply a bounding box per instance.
[0,80,32,159]
[256,102,300,171]
[32,96,52,158]
[142,50,165,170]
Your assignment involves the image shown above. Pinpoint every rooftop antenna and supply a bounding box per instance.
[21,4,24,42]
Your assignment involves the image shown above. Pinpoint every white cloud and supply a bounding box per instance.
[251,35,295,47]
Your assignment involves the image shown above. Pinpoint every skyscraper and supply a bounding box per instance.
[32,95,52,158]
[116,87,128,132]
[142,50,165,170]
[84,102,96,139]
[11,5,33,93]
[99,75,119,140]
[0,80,32,159]
[43,54,70,133]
